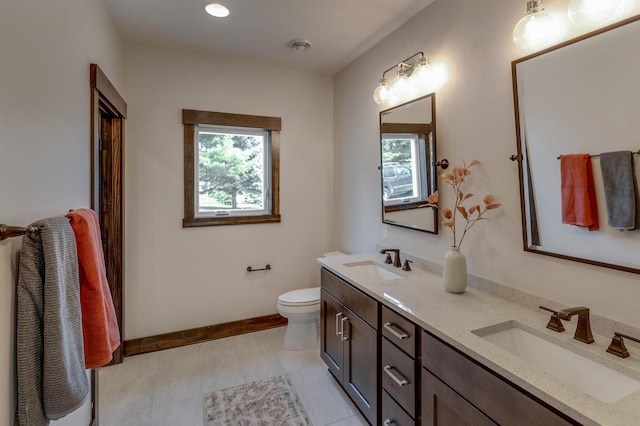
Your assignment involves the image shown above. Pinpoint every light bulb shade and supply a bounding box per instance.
[411,62,434,92]
[513,10,555,50]
[390,68,414,99]
[567,0,621,24]
[373,80,391,105]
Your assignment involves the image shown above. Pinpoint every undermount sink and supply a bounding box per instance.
[342,260,401,281]
[472,321,640,404]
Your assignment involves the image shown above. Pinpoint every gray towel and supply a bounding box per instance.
[599,151,638,230]
[15,217,89,426]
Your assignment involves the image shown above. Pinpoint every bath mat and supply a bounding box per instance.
[204,375,312,426]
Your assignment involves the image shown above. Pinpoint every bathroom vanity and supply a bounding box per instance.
[318,254,640,426]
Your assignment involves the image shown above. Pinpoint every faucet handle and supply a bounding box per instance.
[539,306,565,333]
[384,253,393,264]
[607,332,640,358]
[402,259,413,271]
[607,333,630,358]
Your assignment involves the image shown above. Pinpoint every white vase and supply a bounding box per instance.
[443,246,467,294]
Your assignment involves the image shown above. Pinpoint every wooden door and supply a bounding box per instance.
[321,290,345,381]
[421,368,496,426]
[98,103,124,364]
[90,64,126,367]
[343,310,378,425]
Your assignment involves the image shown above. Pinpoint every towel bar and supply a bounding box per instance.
[557,149,640,160]
[0,224,42,241]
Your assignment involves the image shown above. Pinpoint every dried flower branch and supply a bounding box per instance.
[426,159,501,248]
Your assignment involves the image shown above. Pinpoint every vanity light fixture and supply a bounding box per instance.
[205,3,230,18]
[373,52,448,106]
[513,0,556,50]
[567,0,621,24]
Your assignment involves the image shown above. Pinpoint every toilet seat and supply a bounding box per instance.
[278,287,320,307]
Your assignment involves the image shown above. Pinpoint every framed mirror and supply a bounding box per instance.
[512,14,640,274]
[380,94,438,234]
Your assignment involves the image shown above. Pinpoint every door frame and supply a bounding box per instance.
[89,63,127,424]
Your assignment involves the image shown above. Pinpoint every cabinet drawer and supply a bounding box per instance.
[382,337,416,418]
[422,331,575,426]
[382,305,417,358]
[321,268,378,329]
[382,390,415,426]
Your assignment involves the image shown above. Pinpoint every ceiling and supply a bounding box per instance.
[102,0,435,75]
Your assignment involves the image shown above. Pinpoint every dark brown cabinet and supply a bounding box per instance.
[382,390,415,426]
[321,269,378,425]
[380,305,420,425]
[422,331,577,426]
[422,367,496,426]
[321,265,581,426]
[321,289,345,380]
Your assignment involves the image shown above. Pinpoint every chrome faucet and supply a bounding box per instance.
[380,249,401,267]
[557,307,594,344]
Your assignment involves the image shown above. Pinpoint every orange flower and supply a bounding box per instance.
[427,159,501,248]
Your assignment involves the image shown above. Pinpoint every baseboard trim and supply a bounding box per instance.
[123,313,288,357]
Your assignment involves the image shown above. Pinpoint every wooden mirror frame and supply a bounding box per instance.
[380,94,438,234]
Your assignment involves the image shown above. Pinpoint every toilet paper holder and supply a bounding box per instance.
[247,264,272,272]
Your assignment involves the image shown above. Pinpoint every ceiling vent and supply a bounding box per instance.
[287,39,312,52]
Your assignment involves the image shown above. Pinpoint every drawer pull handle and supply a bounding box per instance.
[336,312,343,336]
[341,317,349,341]
[384,365,408,386]
[384,322,409,340]
[383,420,395,426]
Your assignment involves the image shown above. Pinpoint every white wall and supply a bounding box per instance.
[0,0,124,424]
[334,0,640,328]
[123,43,334,339]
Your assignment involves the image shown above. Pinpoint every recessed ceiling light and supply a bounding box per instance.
[205,3,230,18]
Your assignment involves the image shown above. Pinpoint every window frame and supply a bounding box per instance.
[381,133,425,206]
[183,109,281,227]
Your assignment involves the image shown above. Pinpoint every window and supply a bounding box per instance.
[183,110,281,227]
[381,133,426,205]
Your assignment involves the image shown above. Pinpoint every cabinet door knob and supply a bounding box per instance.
[383,365,409,386]
[383,420,395,426]
[384,322,409,340]
[335,312,343,336]
[341,317,349,341]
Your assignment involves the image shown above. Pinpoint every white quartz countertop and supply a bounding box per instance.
[317,253,640,426]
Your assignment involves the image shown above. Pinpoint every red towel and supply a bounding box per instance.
[66,209,121,368]
[561,154,599,231]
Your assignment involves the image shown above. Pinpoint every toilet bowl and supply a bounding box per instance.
[277,287,321,350]
[277,251,346,350]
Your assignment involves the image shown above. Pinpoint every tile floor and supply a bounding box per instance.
[98,327,367,426]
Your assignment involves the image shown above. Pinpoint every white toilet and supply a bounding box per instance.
[277,251,345,350]
[277,287,321,350]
